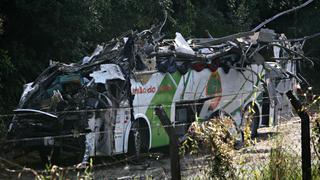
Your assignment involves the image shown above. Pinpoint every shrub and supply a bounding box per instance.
[180,117,236,179]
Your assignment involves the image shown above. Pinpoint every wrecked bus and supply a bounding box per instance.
[7,27,299,163]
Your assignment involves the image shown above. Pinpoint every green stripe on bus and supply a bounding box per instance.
[145,72,182,147]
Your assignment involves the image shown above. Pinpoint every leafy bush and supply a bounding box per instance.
[180,117,236,179]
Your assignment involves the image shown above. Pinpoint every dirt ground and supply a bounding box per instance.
[0,117,306,179]
[233,117,303,176]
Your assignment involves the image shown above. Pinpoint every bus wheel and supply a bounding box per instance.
[242,105,260,139]
[128,120,149,159]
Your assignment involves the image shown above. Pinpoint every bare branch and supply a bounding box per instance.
[252,0,314,32]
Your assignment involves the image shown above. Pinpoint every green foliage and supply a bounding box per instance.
[0,117,6,139]
[181,117,236,179]
[169,0,196,36]
[0,49,20,113]
[0,49,14,83]
[0,16,3,35]
[267,137,302,179]
[227,0,259,31]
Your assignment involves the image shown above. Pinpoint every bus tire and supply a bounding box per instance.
[128,119,150,159]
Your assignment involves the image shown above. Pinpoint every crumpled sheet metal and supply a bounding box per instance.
[7,25,308,163]
[174,32,195,56]
[15,27,306,117]
[89,64,125,83]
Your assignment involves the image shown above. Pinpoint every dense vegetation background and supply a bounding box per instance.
[0,0,319,114]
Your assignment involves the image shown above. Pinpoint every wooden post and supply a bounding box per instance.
[286,90,311,180]
[155,105,181,180]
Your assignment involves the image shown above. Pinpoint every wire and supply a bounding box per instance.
[0,111,294,145]
[0,89,291,118]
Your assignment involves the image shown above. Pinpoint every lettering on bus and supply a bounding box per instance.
[131,85,174,94]
[132,86,157,94]
[159,85,174,92]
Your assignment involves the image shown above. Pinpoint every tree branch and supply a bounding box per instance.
[252,0,314,32]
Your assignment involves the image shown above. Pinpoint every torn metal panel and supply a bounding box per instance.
[89,64,125,83]
[19,82,35,105]
[82,45,104,65]
[257,29,276,42]
[194,31,254,46]
[174,32,195,56]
